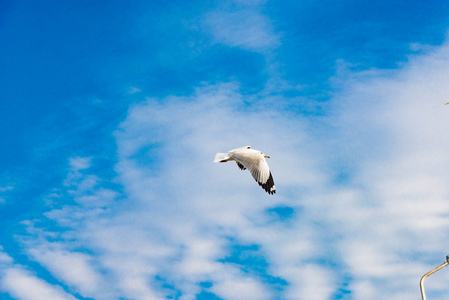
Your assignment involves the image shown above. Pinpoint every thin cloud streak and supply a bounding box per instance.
[0,247,77,300]
[202,2,280,52]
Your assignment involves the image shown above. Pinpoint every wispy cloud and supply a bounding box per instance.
[4,1,449,299]
[27,244,103,297]
[128,87,142,95]
[16,82,328,299]
[1,268,77,300]
[9,41,449,300]
[0,186,13,192]
[0,185,14,204]
[0,247,76,300]
[202,3,279,52]
[321,42,449,299]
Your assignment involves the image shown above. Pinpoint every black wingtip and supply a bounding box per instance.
[257,172,275,195]
[236,161,246,170]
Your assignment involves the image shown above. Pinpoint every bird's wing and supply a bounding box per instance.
[248,159,275,195]
[231,151,275,194]
[236,161,246,170]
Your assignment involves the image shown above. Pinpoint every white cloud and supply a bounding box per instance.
[12,41,449,300]
[0,185,14,204]
[1,268,77,300]
[211,266,272,300]
[0,246,13,264]
[202,2,279,52]
[68,157,92,171]
[0,246,77,300]
[112,42,449,299]
[0,186,13,192]
[64,157,93,187]
[27,244,103,297]
[281,265,335,300]
[128,87,141,94]
[320,42,449,299]
[100,82,333,298]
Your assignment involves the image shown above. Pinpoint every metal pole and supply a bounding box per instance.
[420,255,449,300]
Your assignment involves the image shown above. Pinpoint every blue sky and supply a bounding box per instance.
[2,0,449,299]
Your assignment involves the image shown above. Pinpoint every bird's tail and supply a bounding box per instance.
[214,152,231,163]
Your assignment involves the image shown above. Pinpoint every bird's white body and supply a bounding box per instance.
[214,146,276,195]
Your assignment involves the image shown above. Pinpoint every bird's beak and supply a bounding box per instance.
[264,155,270,158]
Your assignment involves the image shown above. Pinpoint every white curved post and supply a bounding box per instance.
[420,255,449,300]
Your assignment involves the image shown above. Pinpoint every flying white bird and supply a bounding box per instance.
[214,146,276,195]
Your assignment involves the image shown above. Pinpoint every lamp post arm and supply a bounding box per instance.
[420,255,449,300]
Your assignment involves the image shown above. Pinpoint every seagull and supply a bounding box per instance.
[214,146,276,195]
